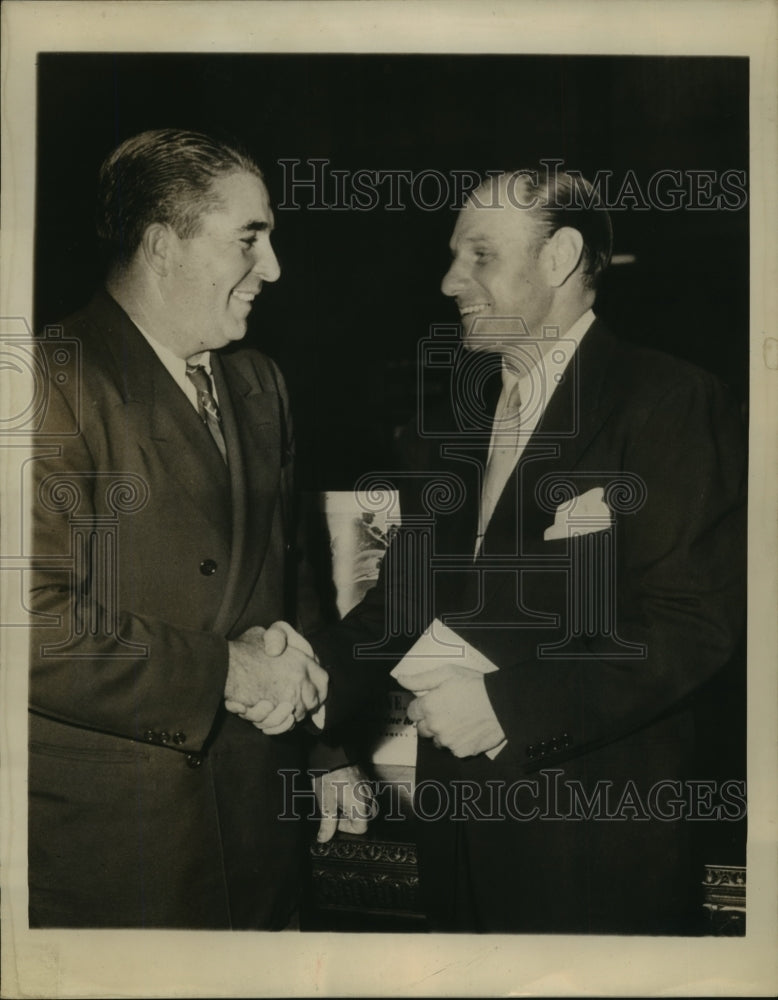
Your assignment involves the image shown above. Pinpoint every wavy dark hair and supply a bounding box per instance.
[96,128,263,267]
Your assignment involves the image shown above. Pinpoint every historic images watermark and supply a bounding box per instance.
[277,158,748,212]
[280,769,747,824]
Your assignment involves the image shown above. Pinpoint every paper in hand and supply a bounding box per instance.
[391,618,507,759]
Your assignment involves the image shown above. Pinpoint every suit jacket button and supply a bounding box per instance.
[185,753,202,769]
[144,730,156,743]
[199,559,217,576]
[159,731,170,744]
[537,741,547,756]
[526,744,536,759]
[173,731,186,745]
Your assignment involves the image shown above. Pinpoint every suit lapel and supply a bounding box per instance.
[435,363,501,556]
[444,322,629,636]
[532,319,621,478]
[212,352,284,632]
[82,291,287,636]
[91,292,233,545]
[479,320,624,557]
[144,366,232,528]
[425,366,498,618]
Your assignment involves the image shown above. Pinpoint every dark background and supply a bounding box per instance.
[34,52,749,912]
[36,54,749,490]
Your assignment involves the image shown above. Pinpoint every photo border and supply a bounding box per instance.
[2,2,776,996]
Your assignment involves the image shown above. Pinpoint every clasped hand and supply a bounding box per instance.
[224,622,326,734]
[403,663,505,758]
[225,626,375,844]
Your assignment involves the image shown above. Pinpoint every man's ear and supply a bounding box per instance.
[140,223,174,276]
[542,226,585,288]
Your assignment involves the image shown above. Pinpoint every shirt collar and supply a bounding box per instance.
[186,349,213,372]
[134,322,212,382]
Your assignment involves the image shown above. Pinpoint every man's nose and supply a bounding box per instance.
[441,260,463,298]
[253,242,281,283]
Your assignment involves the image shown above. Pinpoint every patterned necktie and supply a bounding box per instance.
[185,363,228,464]
[476,379,522,553]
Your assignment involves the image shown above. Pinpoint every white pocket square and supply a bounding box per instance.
[543,486,612,541]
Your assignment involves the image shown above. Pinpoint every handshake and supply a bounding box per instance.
[224,622,326,734]
[225,622,375,843]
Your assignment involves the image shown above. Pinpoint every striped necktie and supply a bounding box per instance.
[185,363,228,464]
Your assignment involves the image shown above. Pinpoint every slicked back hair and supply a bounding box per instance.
[491,168,614,290]
[96,128,263,267]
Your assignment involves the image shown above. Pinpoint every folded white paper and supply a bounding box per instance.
[392,619,507,759]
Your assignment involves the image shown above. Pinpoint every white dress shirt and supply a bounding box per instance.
[135,324,217,412]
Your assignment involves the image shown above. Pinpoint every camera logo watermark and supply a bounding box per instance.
[1,318,148,653]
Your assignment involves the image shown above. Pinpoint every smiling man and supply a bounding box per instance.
[268,167,747,933]
[27,129,362,929]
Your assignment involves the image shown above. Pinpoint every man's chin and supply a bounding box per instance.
[462,337,494,354]
[222,320,250,345]
[461,314,510,353]
[462,326,502,354]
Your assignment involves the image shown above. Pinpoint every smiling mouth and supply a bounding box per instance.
[459,303,490,316]
[232,288,259,304]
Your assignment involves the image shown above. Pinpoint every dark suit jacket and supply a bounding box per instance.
[315,319,747,933]
[28,290,330,928]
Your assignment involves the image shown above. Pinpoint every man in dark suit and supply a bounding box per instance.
[28,129,365,929]
[261,168,747,933]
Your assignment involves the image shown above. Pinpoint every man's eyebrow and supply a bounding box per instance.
[450,234,495,252]
[239,221,272,233]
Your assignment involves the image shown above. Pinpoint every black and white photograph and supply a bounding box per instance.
[1,1,776,997]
